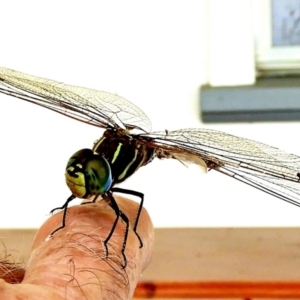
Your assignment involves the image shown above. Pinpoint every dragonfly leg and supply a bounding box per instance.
[80,193,129,268]
[112,187,144,248]
[105,192,129,268]
[49,194,76,236]
[50,194,75,214]
[81,195,98,205]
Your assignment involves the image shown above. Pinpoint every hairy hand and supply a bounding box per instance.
[0,196,154,300]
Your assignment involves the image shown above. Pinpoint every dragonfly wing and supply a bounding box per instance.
[0,67,151,132]
[141,128,300,206]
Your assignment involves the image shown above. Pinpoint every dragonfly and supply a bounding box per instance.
[1,67,300,267]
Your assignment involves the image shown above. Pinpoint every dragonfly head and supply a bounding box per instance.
[65,149,112,198]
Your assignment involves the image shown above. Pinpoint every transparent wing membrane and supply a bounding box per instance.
[0,67,151,132]
[143,129,300,206]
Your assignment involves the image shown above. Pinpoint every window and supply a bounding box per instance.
[254,0,300,75]
[201,0,300,123]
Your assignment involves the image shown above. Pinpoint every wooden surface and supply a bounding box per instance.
[136,228,300,298]
[141,228,300,281]
[134,281,300,299]
[1,228,300,298]
[0,229,36,265]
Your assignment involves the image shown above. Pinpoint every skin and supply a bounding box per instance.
[0,196,154,300]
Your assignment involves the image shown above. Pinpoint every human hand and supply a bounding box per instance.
[0,195,154,300]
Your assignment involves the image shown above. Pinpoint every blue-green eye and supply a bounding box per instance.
[65,149,112,198]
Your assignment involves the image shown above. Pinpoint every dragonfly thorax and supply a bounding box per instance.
[92,129,155,184]
[65,129,154,199]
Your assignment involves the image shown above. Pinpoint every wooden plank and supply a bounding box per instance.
[141,228,300,281]
[1,228,300,280]
[134,281,300,299]
[135,228,300,298]
[0,229,36,265]
[1,228,300,299]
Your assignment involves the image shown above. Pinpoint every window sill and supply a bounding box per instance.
[200,77,300,123]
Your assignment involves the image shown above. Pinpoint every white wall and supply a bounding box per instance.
[1,1,300,228]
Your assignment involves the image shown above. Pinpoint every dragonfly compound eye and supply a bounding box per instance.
[65,149,112,198]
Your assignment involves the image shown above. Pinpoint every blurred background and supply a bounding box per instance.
[1,0,300,228]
